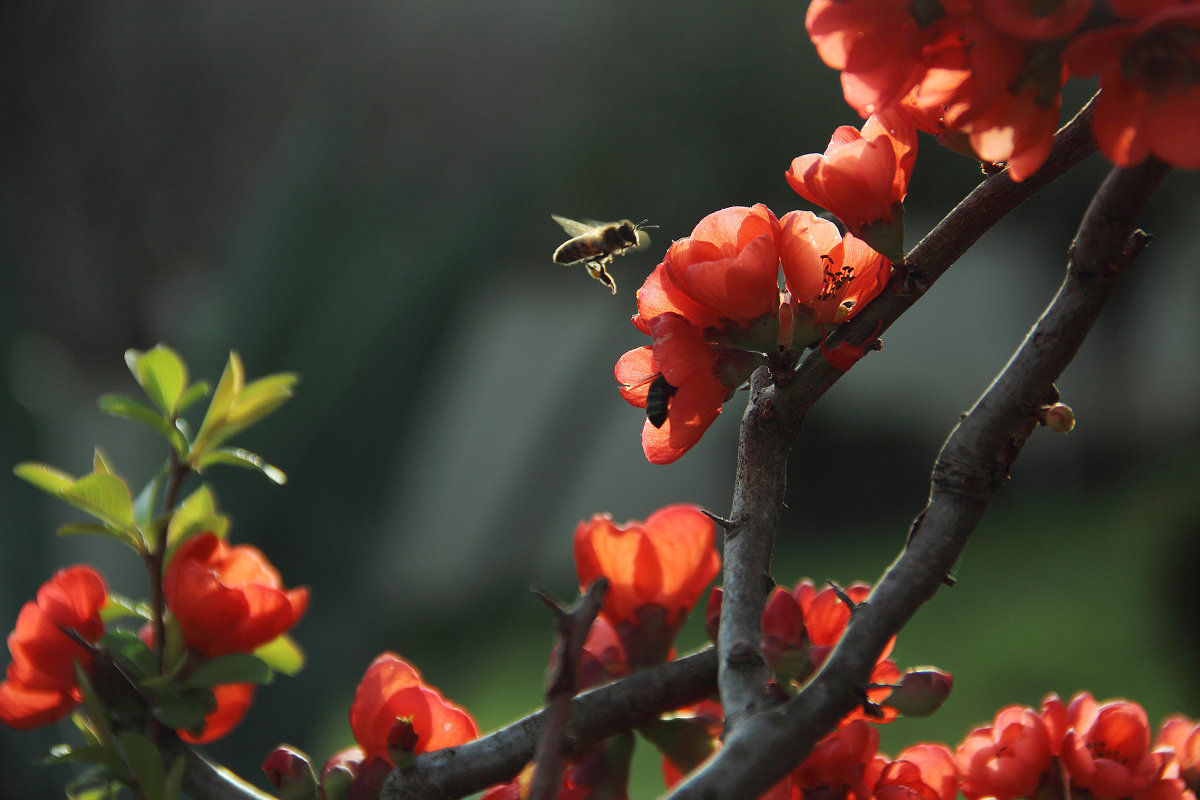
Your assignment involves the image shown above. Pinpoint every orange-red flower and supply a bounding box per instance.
[180,682,255,744]
[163,532,308,657]
[574,504,720,669]
[1065,4,1200,170]
[1060,692,1160,800]
[956,705,1054,800]
[1157,716,1200,795]
[635,204,784,338]
[785,109,916,260]
[348,652,478,767]
[793,719,884,800]
[875,744,959,800]
[0,565,107,730]
[615,313,752,465]
[779,211,893,327]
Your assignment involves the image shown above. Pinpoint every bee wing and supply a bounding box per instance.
[551,214,601,237]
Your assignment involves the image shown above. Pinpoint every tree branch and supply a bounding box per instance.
[668,155,1171,799]
[380,646,718,800]
[713,95,1099,739]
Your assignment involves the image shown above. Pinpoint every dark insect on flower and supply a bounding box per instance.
[551,214,656,294]
[645,374,678,428]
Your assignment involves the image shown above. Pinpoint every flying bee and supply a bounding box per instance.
[551,214,657,294]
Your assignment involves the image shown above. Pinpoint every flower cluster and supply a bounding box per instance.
[0,534,309,745]
[807,0,1200,177]
[616,205,892,463]
[705,579,946,724]
[957,692,1200,800]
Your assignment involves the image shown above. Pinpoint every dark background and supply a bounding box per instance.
[2,2,1198,797]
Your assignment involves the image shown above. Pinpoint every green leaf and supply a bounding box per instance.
[92,449,116,476]
[225,373,298,431]
[254,634,306,677]
[99,592,152,624]
[165,484,229,551]
[64,473,136,532]
[118,731,165,800]
[191,352,244,456]
[182,653,273,689]
[97,394,187,456]
[74,662,117,752]
[177,380,211,414]
[56,522,143,551]
[152,688,212,732]
[14,461,76,495]
[127,345,188,418]
[101,631,158,681]
[163,755,186,800]
[42,744,132,778]
[132,468,167,532]
[196,447,287,485]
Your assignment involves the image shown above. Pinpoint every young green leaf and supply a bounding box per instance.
[165,484,229,551]
[14,461,76,495]
[74,662,117,752]
[92,449,116,476]
[56,522,143,552]
[64,473,138,534]
[151,688,212,733]
[132,467,167,532]
[176,380,211,414]
[191,352,245,457]
[98,393,188,456]
[99,592,153,624]
[254,634,306,677]
[102,630,158,681]
[42,744,133,779]
[163,755,186,800]
[182,653,273,689]
[196,447,287,485]
[118,731,166,800]
[126,345,188,418]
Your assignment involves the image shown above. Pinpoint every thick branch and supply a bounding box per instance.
[713,97,1099,739]
[669,156,1171,800]
[380,646,718,800]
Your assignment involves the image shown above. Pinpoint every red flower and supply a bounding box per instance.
[635,204,784,336]
[1157,716,1200,795]
[574,504,720,669]
[163,532,308,657]
[579,615,629,689]
[981,0,1092,41]
[349,652,478,766]
[806,0,930,117]
[779,211,892,326]
[0,566,107,730]
[875,744,959,800]
[793,719,883,800]
[180,682,255,744]
[615,314,745,465]
[1065,4,1200,170]
[1060,692,1159,800]
[785,109,916,260]
[956,705,1054,800]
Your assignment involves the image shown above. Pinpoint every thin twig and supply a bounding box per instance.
[667,155,1171,799]
[527,579,608,800]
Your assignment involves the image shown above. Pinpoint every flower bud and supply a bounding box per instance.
[883,667,953,717]
[386,717,420,769]
[1041,403,1075,433]
[262,745,318,800]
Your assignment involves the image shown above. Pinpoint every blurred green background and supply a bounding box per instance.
[2,2,1198,797]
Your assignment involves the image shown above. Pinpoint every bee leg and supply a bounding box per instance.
[585,260,618,294]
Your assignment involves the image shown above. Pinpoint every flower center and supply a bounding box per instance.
[1123,25,1200,98]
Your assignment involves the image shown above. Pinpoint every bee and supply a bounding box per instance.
[645,374,678,428]
[551,215,657,294]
